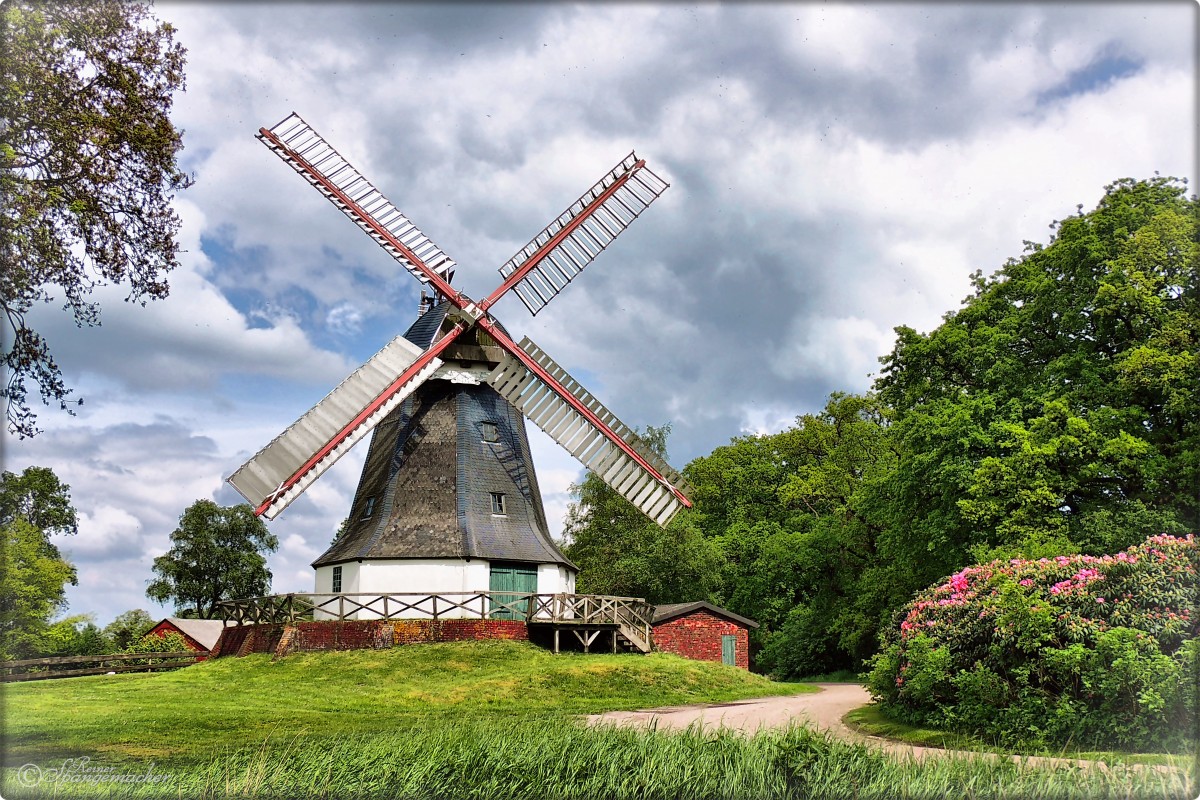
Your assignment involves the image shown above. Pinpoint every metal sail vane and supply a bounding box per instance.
[230,112,692,529]
[488,337,693,527]
[258,113,457,286]
[228,335,443,519]
[493,153,669,316]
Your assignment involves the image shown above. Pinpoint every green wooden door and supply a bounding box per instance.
[721,634,737,666]
[489,562,537,619]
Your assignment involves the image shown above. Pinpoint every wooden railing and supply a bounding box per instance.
[1,651,199,682]
[529,593,654,652]
[215,592,655,651]
[216,592,538,624]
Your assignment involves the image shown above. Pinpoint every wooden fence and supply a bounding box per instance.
[215,592,656,654]
[1,651,199,682]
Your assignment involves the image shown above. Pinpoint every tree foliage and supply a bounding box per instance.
[0,466,78,659]
[619,176,1198,681]
[562,425,722,605]
[41,614,109,656]
[685,393,899,676]
[866,534,1197,749]
[103,607,156,650]
[146,500,278,619]
[876,176,1197,577]
[1,0,191,437]
[0,518,77,659]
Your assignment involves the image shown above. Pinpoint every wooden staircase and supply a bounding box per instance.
[529,593,653,654]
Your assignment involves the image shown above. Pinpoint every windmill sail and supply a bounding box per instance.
[258,113,456,286]
[494,153,668,316]
[228,335,443,519]
[487,337,692,527]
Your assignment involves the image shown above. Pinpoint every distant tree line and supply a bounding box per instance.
[0,463,276,659]
[564,176,1198,679]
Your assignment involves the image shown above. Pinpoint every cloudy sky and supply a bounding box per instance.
[7,2,1196,626]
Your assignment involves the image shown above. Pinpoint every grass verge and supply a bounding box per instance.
[2,640,812,767]
[2,642,1191,798]
[2,716,1190,799]
[843,703,1193,770]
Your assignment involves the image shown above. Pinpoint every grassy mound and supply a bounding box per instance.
[4,640,1184,799]
[2,640,811,767]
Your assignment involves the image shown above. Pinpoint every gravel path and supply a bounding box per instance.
[586,683,1182,775]
[587,683,870,741]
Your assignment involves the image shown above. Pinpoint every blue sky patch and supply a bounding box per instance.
[1037,51,1143,106]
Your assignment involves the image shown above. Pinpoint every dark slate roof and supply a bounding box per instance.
[651,602,759,629]
[312,303,573,570]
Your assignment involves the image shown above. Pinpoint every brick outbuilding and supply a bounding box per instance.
[651,602,757,669]
[145,617,230,659]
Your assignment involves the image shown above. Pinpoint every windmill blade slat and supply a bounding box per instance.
[228,334,443,519]
[258,112,456,287]
[494,153,669,316]
[486,337,692,527]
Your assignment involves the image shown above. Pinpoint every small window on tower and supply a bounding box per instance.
[332,565,343,593]
[362,496,376,519]
[481,421,499,443]
[490,492,507,516]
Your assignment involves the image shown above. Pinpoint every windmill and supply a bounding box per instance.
[227,113,692,602]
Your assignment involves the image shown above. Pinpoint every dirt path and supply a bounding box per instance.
[586,684,1182,775]
[587,683,870,741]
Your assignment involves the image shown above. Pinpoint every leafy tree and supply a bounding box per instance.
[331,517,349,547]
[147,500,279,619]
[0,518,76,659]
[0,466,78,539]
[1,0,191,437]
[687,394,899,677]
[876,176,1197,573]
[562,425,722,605]
[0,466,78,659]
[43,614,109,656]
[129,628,190,654]
[103,608,156,650]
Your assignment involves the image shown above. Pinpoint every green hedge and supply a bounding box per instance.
[866,534,1198,750]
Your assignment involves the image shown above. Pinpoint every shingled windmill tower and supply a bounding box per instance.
[228,113,692,603]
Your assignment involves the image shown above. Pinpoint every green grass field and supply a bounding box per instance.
[2,641,1192,799]
[842,705,1193,770]
[2,641,813,767]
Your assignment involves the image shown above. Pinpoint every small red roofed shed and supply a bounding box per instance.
[145,617,229,659]
[651,602,757,669]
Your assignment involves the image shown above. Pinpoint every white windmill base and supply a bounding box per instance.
[311,559,575,620]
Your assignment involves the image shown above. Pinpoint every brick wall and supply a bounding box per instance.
[209,625,248,658]
[652,611,751,669]
[212,618,528,658]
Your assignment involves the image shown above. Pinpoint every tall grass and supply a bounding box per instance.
[3,716,1189,800]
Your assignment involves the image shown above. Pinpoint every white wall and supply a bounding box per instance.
[355,559,491,595]
[537,563,575,595]
[312,562,359,619]
[311,559,578,620]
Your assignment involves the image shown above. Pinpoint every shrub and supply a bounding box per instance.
[866,533,1197,750]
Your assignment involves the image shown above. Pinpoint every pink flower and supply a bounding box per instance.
[1096,597,1105,603]
[949,570,970,593]
[1019,579,1033,587]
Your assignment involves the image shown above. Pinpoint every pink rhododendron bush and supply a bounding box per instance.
[866,534,1198,749]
